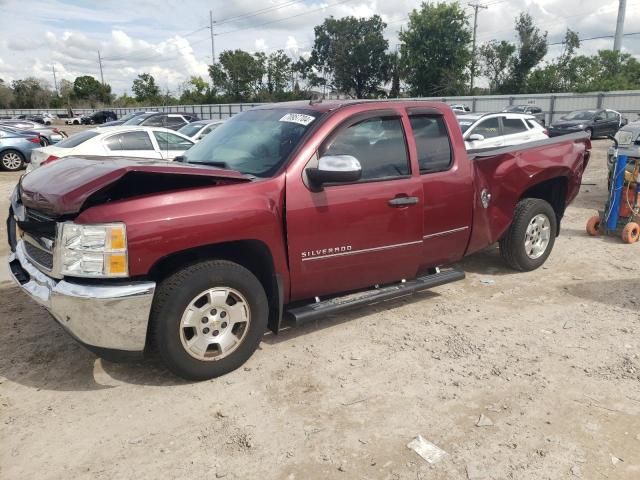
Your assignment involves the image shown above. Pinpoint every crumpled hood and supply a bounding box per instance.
[19,156,251,215]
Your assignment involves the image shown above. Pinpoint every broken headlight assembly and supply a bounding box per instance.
[59,223,128,278]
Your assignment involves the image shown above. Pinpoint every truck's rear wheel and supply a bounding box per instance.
[500,198,557,271]
[151,260,268,381]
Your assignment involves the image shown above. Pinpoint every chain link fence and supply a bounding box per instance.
[3,91,640,123]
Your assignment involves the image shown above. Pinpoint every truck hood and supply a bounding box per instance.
[19,156,251,215]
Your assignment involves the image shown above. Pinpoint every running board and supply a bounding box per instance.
[285,269,465,326]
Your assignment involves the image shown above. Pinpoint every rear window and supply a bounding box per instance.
[502,118,528,134]
[56,130,100,148]
[410,115,452,174]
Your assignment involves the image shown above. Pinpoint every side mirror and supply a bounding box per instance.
[468,134,485,142]
[306,155,362,188]
[622,118,629,126]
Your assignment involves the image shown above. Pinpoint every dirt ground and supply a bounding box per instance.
[0,140,639,480]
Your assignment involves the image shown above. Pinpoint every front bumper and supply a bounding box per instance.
[8,241,156,353]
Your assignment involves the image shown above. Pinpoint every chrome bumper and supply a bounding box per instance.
[8,241,156,352]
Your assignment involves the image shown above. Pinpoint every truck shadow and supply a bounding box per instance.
[563,278,640,310]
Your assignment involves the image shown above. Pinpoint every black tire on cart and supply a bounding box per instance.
[150,260,268,381]
[500,198,557,272]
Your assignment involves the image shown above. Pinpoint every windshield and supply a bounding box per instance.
[124,113,154,125]
[118,112,143,122]
[563,110,596,121]
[56,130,100,148]
[178,123,205,137]
[183,109,321,177]
[504,106,526,113]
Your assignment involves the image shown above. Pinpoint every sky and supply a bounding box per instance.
[0,0,639,94]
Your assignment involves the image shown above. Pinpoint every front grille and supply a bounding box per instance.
[26,208,56,223]
[24,242,54,270]
[20,208,57,240]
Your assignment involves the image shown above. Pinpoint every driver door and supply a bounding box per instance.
[285,111,423,301]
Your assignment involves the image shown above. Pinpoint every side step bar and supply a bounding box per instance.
[285,268,465,326]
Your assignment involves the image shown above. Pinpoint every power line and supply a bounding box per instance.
[215,0,359,36]
[214,0,308,27]
[548,31,640,46]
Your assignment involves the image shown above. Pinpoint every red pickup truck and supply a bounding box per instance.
[8,100,590,380]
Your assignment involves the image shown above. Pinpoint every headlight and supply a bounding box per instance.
[59,223,128,278]
[576,124,585,129]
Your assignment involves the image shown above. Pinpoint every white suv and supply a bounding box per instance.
[458,112,548,150]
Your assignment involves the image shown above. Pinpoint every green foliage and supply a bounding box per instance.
[208,50,265,101]
[180,76,212,104]
[400,2,472,96]
[132,73,161,103]
[266,50,292,96]
[73,75,111,105]
[11,77,53,108]
[0,78,14,109]
[307,15,390,98]
[479,41,516,93]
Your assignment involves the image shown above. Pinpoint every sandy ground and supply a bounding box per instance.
[0,140,639,480]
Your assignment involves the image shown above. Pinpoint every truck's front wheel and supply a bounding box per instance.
[151,260,268,381]
[500,198,557,272]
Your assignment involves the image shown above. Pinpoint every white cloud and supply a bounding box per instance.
[0,0,637,94]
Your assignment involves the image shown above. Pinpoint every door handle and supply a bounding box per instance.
[388,196,419,207]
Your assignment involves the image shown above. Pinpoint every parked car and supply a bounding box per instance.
[0,128,42,171]
[607,121,640,165]
[28,126,195,171]
[65,114,84,125]
[548,109,626,139]
[458,112,548,150]
[7,100,591,380]
[81,110,118,125]
[27,113,56,125]
[100,111,157,127]
[502,105,545,125]
[178,119,224,141]
[0,120,66,145]
[123,112,200,130]
[450,104,471,115]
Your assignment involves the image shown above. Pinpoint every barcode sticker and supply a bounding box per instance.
[279,113,316,126]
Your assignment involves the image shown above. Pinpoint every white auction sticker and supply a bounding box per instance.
[279,113,316,126]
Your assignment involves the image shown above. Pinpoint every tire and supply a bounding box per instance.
[0,150,25,171]
[40,136,49,147]
[586,215,601,236]
[151,260,268,381]
[621,222,640,244]
[500,198,557,271]
[586,127,593,139]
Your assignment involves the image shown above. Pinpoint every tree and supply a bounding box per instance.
[0,79,13,109]
[72,75,111,106]
[11,77,52,108]
[308,15,390,98]
[507,13,548,93]
[479,40,516,93]
[208,49,265,100]
[180,76,211,104]
[266,50,292,96]
[132,73,161,103]
[400,2,472,96]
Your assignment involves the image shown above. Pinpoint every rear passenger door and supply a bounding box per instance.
[408,111,473,267]
[605,110,621,135]
[103,131,161,159]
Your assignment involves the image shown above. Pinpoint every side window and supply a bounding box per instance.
[502,118,528,135]
[166,116,186,128]
[409,115,452,174]
[526,119,541,129]
[105,132,154,151]
[144,115,164,127]
[322,116,409,181]
[153,131,193,151]
[470,117,501,139]
[606,111,619,121]
[531,107,541,114]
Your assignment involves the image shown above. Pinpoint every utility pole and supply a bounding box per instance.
[52,64,58,95]
[209,10,216,64]
[614,0,627,52]
[469,2,487,94]
[97,50,105,84]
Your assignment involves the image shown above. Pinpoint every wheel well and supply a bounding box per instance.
[148,240,282,333]
[521,177,567,232]
[0,149,25,159]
